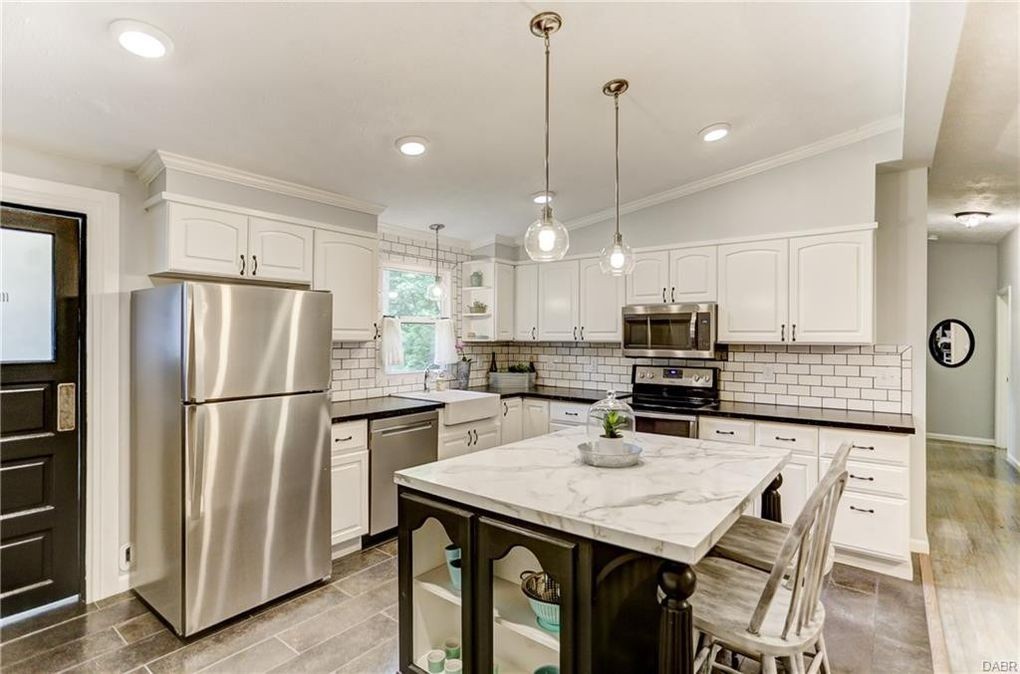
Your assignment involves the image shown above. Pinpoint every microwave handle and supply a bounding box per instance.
[690,315,697,347]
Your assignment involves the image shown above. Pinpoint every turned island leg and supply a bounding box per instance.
[760,474,784,523]
[658,561,697,674]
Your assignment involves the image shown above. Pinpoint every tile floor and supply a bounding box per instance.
[0,532,930,674]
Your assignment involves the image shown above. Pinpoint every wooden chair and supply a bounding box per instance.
[690,449,850,674]
[709,443,852,574]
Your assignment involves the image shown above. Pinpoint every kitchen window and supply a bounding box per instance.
[380,262,450,374]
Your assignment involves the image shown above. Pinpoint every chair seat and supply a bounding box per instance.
[711,515,790,572]
[691,556,824,658]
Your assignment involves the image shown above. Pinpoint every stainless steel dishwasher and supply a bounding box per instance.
[368,410,439,535]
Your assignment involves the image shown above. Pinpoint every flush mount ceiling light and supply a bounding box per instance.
[523,11,569,262]
[699,122,731,142]
[954,211,991,228]
[395,136,429,157]
[531,191,555,205]
[109,20,173,59]
[425,223,446,302]
[599,78,635,276]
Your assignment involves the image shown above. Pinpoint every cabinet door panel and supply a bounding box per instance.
[717,240,789,343]
[501,399,523,444]
[331,450,368,545]
[626,251,669,304]
[779,456,817,524]
[496,263,516,341]
[668,245,717,303]
[789,231,873,344]
[167,203,247,277]
[313,230,377,341]
[473,421,501,451]
[514,265,539,341]
[522,399,549,439]
[538,260,579,341]
[247,217,314,283]
[579,258,624,342]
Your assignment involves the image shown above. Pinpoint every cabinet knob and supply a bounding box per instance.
[239,254,246,275]
[252,255,259,276]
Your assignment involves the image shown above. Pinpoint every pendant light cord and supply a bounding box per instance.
[434,226,440,280]
[614,91,620,239]
[544,33,551,206]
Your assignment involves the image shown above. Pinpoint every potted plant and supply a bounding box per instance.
[597,410,627,454]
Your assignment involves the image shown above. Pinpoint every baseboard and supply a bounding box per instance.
[331,538,362,560]
[910,537,930,555]
[926,432,996,446]
[1006,451,1020,472]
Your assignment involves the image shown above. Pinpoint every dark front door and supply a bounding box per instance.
[0,203,84,617]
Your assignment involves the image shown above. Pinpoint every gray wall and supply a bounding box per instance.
[567,130,901,253]
[927,242,999,440]
[998,228,1020,463]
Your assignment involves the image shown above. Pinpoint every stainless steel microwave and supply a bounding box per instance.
[621,303,717,358]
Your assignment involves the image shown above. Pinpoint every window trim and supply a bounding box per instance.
[379,260,452,375]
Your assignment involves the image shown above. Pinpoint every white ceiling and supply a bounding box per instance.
[2,2,908,239]
[928,2,1019,244]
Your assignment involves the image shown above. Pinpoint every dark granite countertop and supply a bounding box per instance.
[700,402,915,434]
[330,397,443,423]
[468,385,627,404]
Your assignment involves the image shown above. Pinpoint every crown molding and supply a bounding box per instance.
[564,115,903,231]
[378,222,474,250]
[468,234,520,251]
[135,150,386,216]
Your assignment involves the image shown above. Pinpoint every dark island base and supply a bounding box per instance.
[397,482,781,674]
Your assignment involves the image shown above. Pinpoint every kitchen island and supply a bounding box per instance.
[394,427,790,674]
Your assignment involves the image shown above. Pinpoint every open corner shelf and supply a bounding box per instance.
[463,285,493,291]
[414,564,560,653]
[462,313,492,318]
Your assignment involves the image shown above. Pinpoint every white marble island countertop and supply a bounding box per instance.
[395,427,790,564]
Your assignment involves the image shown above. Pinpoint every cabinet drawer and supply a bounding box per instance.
[550,401,588,424]
[699,417,754,444]
[755,422,818,456]
[331,420,368,454]
[832,492,909,561]
[822,458,908,499]
[820,428,909,466]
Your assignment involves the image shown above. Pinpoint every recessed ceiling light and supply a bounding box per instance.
[531,191,555,205]
[395,136,428,156]
[954,211,991,228]
[699,122,731,142]
[110,20,173,59]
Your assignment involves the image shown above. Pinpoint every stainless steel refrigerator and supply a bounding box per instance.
[131,282,332,636]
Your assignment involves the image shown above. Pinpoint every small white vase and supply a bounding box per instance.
[597,436,626,454]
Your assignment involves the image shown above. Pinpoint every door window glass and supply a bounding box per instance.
[1,229,55,363]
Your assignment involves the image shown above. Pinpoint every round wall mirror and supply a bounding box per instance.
[928,319,975,368]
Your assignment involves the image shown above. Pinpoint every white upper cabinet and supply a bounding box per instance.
[514,264,539,341]
[166,203,248,277]
[495,263,516,341]
[789,231,874,344]
[717,239,789,343]
[538,260,580,341]
[626,251,670,304]
[313,229,378,342]
[579,257,624,342]
[247,217,314,283]
[668,245,717,303]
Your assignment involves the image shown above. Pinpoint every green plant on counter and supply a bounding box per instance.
[601,410,625,439]
[507,363,531,373]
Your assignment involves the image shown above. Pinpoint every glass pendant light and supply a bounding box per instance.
[425,223,446,302]
[599,79,635,275]
[523,12,569,262]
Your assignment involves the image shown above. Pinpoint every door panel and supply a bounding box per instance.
[789,231,873,343]
[167,203,247,277]
[247,217,314,283]
[717,240,789,343]
[579,258,624,342]
[0,204,82,617]
[626,251,669,304]
[313,230,377,341]
[185,283,332,401]
[669,245,717,303]
[538,260,579,341]
[514,264,539,341]
[184,392,330,634]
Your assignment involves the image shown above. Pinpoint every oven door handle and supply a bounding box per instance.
[634,411,699,422]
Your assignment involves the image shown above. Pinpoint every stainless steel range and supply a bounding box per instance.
[629,364,719,438]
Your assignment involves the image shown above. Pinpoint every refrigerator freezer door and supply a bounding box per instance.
[184,283,331,402]
[183,392,330,635]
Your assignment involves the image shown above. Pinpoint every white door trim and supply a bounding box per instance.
[1,171,122,602]
[996,286,1013,453]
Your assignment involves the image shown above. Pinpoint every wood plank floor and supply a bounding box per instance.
[927,439,1020,673]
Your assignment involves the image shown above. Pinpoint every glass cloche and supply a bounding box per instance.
[586,390,636,454]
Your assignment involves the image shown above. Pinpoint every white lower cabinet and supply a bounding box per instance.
[330,449,368,547]
[440,417,500,460]
[778,454,818,524]
[500,398,523,444]
[830,492,909,561]
[522,399,550,439]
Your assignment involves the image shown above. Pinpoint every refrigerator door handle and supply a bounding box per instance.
[185,406,206,520]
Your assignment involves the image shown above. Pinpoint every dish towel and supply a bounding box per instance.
[379,316,405,368]
[434,318,458,366]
